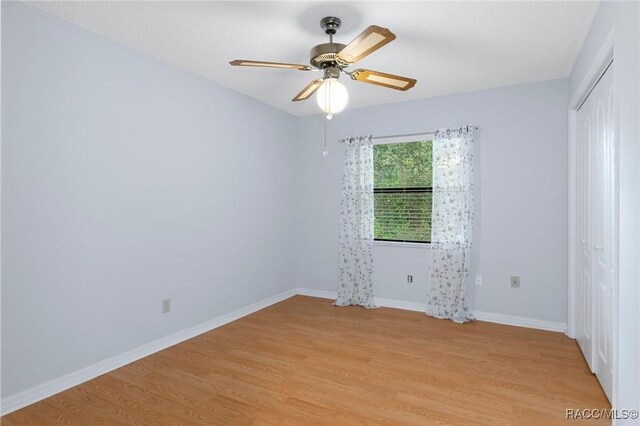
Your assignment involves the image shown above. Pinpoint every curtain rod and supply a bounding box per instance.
[338,125,478,143]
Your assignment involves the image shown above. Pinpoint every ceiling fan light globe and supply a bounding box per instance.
[316,78,348,115]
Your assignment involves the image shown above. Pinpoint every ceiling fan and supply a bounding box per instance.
[230,17,417,118]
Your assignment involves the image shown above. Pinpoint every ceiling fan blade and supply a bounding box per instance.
[292,79,324,102]
[336,25,396,65]
[350,69,416,91]
[230,60,312,71]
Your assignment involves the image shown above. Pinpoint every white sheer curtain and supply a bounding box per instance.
[335,135,377,308]
[426,127,475,323]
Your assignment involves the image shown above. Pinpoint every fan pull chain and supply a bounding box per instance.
[323,116,329,157]
[326,81,333,120]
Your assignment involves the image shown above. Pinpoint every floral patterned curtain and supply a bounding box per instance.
[335,135,377,308]
[426,127,475,323]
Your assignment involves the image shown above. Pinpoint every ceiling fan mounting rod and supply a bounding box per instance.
[321,17,341,44]
[320,16,341,36]
[309,17,347,70]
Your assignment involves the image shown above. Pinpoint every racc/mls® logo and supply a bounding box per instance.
[566,409,639,421]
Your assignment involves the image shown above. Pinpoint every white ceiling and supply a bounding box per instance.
[29,1,599,116]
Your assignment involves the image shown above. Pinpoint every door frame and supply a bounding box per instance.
[567,28,618,405]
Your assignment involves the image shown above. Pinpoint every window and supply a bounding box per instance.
[373,140,432,243]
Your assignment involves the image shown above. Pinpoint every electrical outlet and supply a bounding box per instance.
[162,298,171,313]
[475,275,482,287]
[510,276,520,288]
[407,275,413,284]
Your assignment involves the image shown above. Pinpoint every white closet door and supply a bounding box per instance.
[576,97,594,371]
[575,62,616,402]
[592,65,615,402]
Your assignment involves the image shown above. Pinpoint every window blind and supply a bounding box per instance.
[373,141,432,243]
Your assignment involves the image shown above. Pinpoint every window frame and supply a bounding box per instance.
[372,134,433,247]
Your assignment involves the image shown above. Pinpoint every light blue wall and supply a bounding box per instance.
[2,0,601,408]
[569,0,640,416]
[1,2,296,398]
[294,79,569,324]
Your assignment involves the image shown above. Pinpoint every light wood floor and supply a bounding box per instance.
[3,295,610,425]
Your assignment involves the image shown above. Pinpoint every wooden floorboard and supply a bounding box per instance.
[2,295,610,425]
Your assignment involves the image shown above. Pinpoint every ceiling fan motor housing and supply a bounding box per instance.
[310,42,347,69]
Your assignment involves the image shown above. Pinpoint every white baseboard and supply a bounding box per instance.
[0,289,296,416]
[294,287,423,313]
[473,311,566,333]
[374,297,425,312]
[295,287,336,300]
[295,287,566,331]
[1,287,566,415]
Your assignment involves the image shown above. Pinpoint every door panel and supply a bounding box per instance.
[576,101,593,369]
[575,62,616,402]
[592,67,615,401]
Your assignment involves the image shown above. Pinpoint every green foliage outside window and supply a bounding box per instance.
[373,141,433,243]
